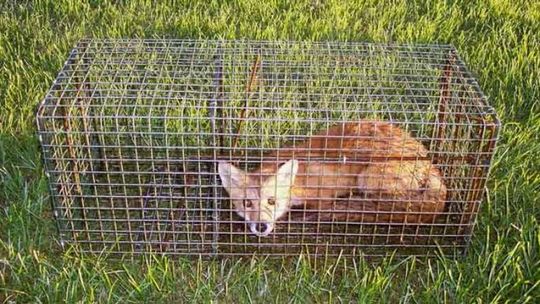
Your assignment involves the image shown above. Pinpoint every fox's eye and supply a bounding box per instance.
[267,198,275,206]
[243,200,253,208]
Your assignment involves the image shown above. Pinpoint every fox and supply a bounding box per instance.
[218,120,447,237]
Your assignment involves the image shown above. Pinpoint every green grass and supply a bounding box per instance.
[0,0,539,302]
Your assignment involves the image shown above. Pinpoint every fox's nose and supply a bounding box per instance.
[255,223,267,233]
[249,222,273,237]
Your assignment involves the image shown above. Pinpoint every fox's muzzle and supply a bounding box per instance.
[249,222,274,237]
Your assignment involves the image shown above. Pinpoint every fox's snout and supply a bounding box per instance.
[243,208,277,237]
[249,222,274,237]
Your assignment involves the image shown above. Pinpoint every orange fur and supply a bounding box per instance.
[219,120,447,236]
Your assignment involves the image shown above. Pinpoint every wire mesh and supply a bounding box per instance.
[36,39,499,257]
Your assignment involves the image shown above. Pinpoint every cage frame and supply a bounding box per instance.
[36,39,500,258]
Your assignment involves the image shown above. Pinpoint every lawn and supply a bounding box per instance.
[0,0,539,302]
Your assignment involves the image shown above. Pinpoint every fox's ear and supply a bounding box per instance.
[274,159,299,186]
[218,162,250,195]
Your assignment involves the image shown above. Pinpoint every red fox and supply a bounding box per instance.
[218,120,447,237]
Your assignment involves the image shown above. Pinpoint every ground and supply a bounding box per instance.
[0,0,539,302]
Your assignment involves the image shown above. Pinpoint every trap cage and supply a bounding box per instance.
[37,39,499,257]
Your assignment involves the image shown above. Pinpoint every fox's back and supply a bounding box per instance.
[263,120,428,161]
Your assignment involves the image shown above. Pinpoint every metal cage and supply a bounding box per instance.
[36,39,499,257]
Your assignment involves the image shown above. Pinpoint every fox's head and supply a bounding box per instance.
[217,159,299,237]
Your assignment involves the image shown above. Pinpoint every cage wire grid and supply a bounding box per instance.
[36,39,499,257]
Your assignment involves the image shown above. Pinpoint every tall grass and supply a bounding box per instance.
[1,0,539,302]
